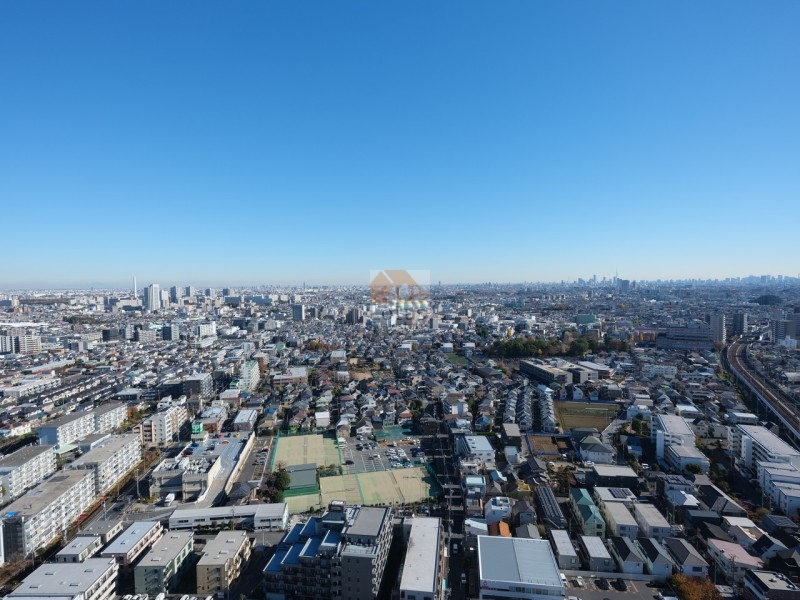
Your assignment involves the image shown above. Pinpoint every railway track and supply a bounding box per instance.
[726,340,800,439]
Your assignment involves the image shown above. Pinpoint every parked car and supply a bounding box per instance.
[615,578,628,591]
[597,579,610,590]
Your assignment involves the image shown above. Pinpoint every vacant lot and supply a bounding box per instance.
[555,401,618,432]
[271,433,340,470]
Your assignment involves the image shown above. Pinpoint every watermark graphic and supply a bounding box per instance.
[370,270,430,306]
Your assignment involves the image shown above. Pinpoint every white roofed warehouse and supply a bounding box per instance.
[477,536,564,600]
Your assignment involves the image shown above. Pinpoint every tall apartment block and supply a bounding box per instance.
[1,470,96,559]
[68,434,142,496]
[137,404,188,446]
[38,411,96,449]
[0,445,56,502]
[264,501,394,600]
[93,402,127,434]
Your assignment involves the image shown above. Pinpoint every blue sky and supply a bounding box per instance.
[1,1,798,288]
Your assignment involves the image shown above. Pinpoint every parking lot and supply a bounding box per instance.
[339,435,429,475]
[564,576,664,600]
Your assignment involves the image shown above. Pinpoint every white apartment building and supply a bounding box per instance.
[0,445,56,502]
[92,402,127,434]
[664,443,711,474]
[38,411,95,449]
[632,503,672,541]
[68,434,142,496]
[455,435,495,464]
[137,404,188,446]
[602,502,640,539]
[651,414,696,461]
[238,360,261,391]
[1,470,96,558]
[101,521,164,571]
[399,517,444,600]
[642,364,678,378]
[730,425,800,474]
[134,531,194,596]
[6,558,118,600]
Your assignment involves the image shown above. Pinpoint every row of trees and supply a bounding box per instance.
[486,334,629,359]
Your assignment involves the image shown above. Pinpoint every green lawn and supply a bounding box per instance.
[446,353,468,365]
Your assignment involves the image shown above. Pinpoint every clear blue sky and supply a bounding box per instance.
[2,1,798,288]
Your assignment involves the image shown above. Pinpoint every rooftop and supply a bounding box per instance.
[399,517,441,594]
[478,537,561,587]
[1,470,93,518]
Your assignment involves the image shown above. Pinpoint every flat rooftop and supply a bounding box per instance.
[1,470,93,519]
[346,506,389,538]
[478,537,561,587]
[399,518,441,595]
[0,444,54,468]
[6,558,116,597]
[102,521,160,556]
[739,424,800,456]
[138,531,193,565]
[198,530,249,566]
[56,535,100,557]
[71,434,140,466]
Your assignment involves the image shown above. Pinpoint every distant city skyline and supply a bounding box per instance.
[1,2,798,288]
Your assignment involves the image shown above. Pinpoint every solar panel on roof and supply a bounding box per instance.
[609,488,630,498]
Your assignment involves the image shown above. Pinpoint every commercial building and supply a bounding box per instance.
[5,558,118,600]
[0,445,56,502]
[264,501,393,600]
[398,517,445,600]
[1,470,96,559]
[169,503,289,532]
[101,521,164,572]
[476,537,564,600]
[68,433,142,496]
[197,530,252,595]
[133,531,194,596]
[37,411,95,449]
[519,360,573,386]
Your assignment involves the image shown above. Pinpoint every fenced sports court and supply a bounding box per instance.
[285,467,439,513]
[270,432,341,470]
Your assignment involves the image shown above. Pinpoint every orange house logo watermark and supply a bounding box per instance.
[369,270,430,305]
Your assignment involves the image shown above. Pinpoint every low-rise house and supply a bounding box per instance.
[636,537,675,581]
[663,537,709,577]
[609,536,646,574]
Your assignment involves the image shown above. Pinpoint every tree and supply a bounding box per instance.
[669,573,722,600]
[685,463,703,475]
[274,469,290,490]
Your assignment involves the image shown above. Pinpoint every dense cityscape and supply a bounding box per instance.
[0,276,799,600]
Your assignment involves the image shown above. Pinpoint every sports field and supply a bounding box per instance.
[555,401,618,432]
[273,433,438,513]
[271,433,341,469]
[284,467,438,513]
